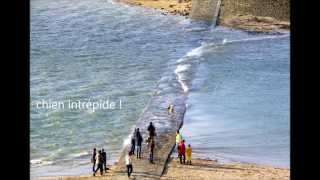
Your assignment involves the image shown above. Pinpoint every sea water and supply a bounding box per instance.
[31,0,289,177]
[180,35,289,168]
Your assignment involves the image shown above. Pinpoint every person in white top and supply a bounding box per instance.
[125,151,133,178]
[93,150,104,176]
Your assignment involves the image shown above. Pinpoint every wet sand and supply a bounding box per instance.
[40,158,289,179]
[162,158,289,180]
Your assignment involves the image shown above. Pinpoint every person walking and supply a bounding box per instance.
[93,150,104,176]
[125,151,133,178]
[147,122,156,138]
[148,137,155,163]
[130,129,136,155]
[91,148,96,172]
[178,140,186,164]
[101,148,107,173]
[176,130,182,145]
[186,144,192,165]
[136,128,143,158]
[175,130,182,155]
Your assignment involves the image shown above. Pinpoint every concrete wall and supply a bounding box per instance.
[191,0,289,22]
[220,0,290,21]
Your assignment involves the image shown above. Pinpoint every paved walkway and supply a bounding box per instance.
[111,70,187,180]
[111,131,177,180]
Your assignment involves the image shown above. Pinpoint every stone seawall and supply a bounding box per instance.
[190,0,289,32]
[191,0,289,27]
[219,0,289,21]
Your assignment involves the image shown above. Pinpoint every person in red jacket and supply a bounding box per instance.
[178,139,186,164]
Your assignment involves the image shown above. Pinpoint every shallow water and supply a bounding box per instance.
[180,36,289,168]
[31,0,289,177]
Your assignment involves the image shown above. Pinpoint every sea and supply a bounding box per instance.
[31,0,290,177]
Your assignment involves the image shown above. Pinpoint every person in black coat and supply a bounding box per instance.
[148,138,155,163]
[101,148,107,173]
[147,122,156,138]
[130,129,137,155]
[93,150,104,176]
[91,148,96,172]
[136,128,143,158]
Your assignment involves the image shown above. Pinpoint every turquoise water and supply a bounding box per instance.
[31,0,289,177]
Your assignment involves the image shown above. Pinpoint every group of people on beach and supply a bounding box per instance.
[129,121,156,161]
[176,130,192,165]
[91,148,108,176]
[125,121,156,178]
[168,104,193,165]
[91,104,192,178]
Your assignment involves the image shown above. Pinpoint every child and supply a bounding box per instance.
[186,144,192,165]
[125,151,133,178]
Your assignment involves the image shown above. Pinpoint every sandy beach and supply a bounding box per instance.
[40,158,289,179]
[118,0,289,32]
[162,158,289,180]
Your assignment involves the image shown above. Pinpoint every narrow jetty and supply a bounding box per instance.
[111,76,187,179]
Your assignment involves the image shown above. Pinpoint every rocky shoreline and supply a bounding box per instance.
[218,14,290,33]
[118,0,290,33]
[119,0,192,16]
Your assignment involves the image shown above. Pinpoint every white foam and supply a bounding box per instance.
[69,151,89,158]
[174,64,191,74]
[30,159,53,166]
[174,44,207,92]
[186,45,204,57]
[222,34,289,45]
[30,159,42,164]
[184,27,208,32]
[176,57,185,63]
[174,64,192,93]
[222,38,227,45]
[178,77,189,92]
[174,34,289,94]
[177,43,207,63]
[122,134,132,148]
